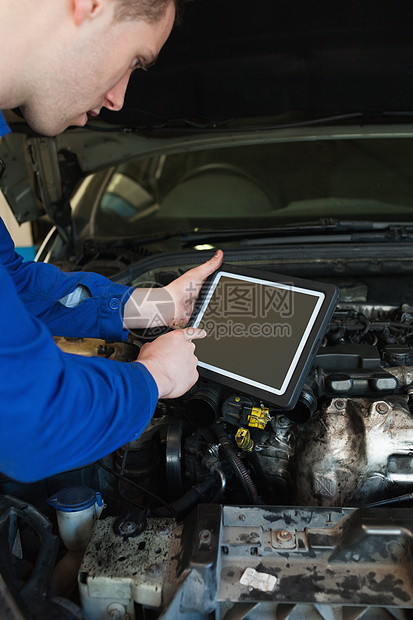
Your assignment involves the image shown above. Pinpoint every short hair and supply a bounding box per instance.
[114,0,185,24]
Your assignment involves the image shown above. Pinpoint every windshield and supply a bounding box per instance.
[72,136,413,239]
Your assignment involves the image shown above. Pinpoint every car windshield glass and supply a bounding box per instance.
[73,136,413,239]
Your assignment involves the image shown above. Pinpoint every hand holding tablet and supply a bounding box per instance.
[190,264,339,410]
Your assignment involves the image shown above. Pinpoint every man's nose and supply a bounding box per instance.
[103,72,130,112]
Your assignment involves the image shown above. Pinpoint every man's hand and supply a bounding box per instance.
[123,250,223,331]
[136,327,205,399]
[164,249,223,327]
[128,250,224,398]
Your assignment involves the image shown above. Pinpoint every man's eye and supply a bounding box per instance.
[131,59,142,72]
[131,58,150,73]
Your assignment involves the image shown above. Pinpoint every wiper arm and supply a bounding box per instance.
[241,223,413,247]
[142,112,365,134]
[180,221,413,246]
[87,221,413,252]
[181,222,342,244]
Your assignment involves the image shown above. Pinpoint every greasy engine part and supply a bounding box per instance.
[54,337,139,361]
[182,375,413,509]
[253,415,296,498]
[292,394,413,507]
[79,504,413,618]
[113,508,149,539]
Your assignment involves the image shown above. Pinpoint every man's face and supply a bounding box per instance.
[20,1,175,136]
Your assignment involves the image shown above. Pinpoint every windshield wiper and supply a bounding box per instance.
[242,223,413,247]
[84,221,413,252]
[138,110,413,134]
[180,221,413,246]
[140,112,366,134]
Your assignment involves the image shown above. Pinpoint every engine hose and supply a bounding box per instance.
[212,423,262,505]
[366,492,413,507]
[155,476,217,518]
[211,466,226,503]
[246,451,275,504]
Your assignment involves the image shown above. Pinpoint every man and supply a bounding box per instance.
[0,0,223,482]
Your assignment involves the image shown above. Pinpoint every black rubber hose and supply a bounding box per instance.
[212,423,262,505]
[246,451,275,504]
[366,492,413,507]
[155,476,217,517]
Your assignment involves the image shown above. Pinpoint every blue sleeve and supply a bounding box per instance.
[0,219,133,341]
[0,110,10,137]
[0,260,159,482]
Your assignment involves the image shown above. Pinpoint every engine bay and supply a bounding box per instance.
[125,296,413,513]
[3,259,413,619]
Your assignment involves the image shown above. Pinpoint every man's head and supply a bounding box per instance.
[1,0,177,136]
[114,0,185,23]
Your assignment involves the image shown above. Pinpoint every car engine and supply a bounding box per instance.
[126,298,413,514]
[3,260,413,620]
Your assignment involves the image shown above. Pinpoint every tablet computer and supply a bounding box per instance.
[191,264,339,410]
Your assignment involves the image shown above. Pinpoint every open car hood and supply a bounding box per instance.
[1,0,413,227]
[101,0,413,128]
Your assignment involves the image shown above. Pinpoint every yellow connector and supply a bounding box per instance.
[247,406,270,430]
[235,428,254,452]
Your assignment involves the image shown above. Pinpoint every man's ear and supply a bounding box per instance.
[72,0,104,25]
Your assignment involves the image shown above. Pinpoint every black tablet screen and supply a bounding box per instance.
[193,272,324,396]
